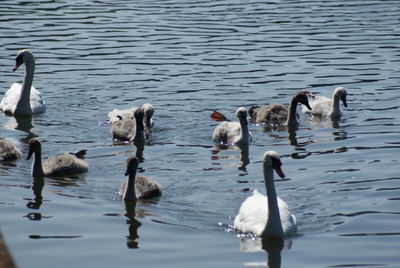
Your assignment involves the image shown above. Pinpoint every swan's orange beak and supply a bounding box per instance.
[273,163,285,178]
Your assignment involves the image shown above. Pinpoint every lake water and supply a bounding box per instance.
[0,0,399,267]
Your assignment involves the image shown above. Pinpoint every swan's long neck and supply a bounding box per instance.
[285,98,299,127]
[15,59,35,114]
[329,93,341,119]
[31,150,45,177]
[235,118,249,144]
[262,166,284,237]
[123,171,137,201]
[131,118,145,143]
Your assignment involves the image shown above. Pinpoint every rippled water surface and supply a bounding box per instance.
[1,1,399,267]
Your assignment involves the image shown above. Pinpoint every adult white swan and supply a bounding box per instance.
[234,151,297,237]
[119,156,161,201]
[0,49,46,115]
[212,107,252,146]
[27,138,88,177]
[302,87,347,120]
[248,91,312,127]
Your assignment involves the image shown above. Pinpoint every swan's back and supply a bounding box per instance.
[108,107,138,124]
[249,104,288,124]
[43,153,88,176]
[111,116,135,141]
[135,175,162,199]
[212,121,241,144]
[234,189,297,236]
[0,140,21,161]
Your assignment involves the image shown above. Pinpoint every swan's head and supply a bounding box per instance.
[248,105,260,120]
[125,156,139,176]
[141,103,154,118]
[263,151,285,178]
[133,107,145,122]
[13,49,34,71]
[294,91,312,111]
[27,138,41,160]
[334,87,348,108]
[236,107,248,123]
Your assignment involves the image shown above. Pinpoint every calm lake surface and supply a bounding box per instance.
[1,0,399,267]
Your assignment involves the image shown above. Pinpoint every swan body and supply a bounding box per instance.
[119,156,161,201]
[108,103,154,128]
[302,87,347,120]
[27,138,88,177]
[0,49,46,115]
[212,107,252,145]
[0,140,21,161]
[249,91,311,127]
[234,151,297,238]
[111,107,147,143]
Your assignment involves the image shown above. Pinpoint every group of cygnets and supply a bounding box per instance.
[0,49,348,239]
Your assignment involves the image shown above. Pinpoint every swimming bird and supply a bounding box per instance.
[302,87,347,120]
[248,91,312,127]
[27,138,88,177]
[212,107,252,145]
[0,49,46,115]
[111,107,147,143]
[0,140,21,161]
[119,156,161,201]
[234,151,297,238]
[108,103,154,129]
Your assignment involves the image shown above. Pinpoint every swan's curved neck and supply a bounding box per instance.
[15,59,35,114]
[262,166,284,237]
[235,119,249,144]
[32,150,45,177]
[285,98,299,127]
[329,93,341,118]
[123,171,137,201]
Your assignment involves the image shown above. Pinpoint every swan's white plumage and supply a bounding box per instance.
[234,189,297,237]
[234,151,297,237]
[212,107,252,145]
[302,87,347,119]
[0,50,46,115]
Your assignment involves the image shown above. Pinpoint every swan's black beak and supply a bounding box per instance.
[27,148,34,160]
[342,96,348,108]
[272,162,285,179]
[304,100,312,111]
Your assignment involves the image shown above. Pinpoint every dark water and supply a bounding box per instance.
[0,0,399,267]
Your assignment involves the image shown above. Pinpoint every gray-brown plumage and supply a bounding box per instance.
[27,138,88,177]
[119,156,161,201]
[111,108,147,143]
[0,140,21,161]
[249,91,312,127]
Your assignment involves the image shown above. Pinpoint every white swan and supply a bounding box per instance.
[108,103,154,128]
[119,156,161,201]
[302,87,347,120]
[212,107,252,145]
[0,140,21,161]
[0,49,46,115]
[234,151,297,238]
[27,138,88,177]
[111,107,147,143]
[248,91,312,127]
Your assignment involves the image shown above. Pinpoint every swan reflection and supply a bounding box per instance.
[124,200,142,249]
[211,143,250,171]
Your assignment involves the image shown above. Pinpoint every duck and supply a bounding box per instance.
[108,103,154,129]
[248,91,312,127]
[302,87,347,120]
[234,151,297,238]
[111,107,147,143]
[27,138,88,177]
[212,107,252,145]
[0,49,46,115]
[119,156,161,201]
[0,140,21,161]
